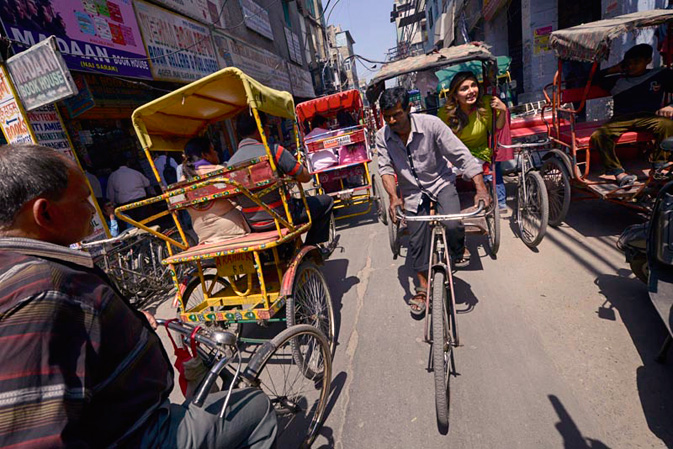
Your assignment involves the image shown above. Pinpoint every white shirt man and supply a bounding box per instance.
[154,154,179,185]
[106,165,150,205]
[85,171,102,198]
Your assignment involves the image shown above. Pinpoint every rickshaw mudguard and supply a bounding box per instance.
[279,245,323,297]
[543,149,574,179]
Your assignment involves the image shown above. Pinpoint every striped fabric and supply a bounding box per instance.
[0,238,173,448]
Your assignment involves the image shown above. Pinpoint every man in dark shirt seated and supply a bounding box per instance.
[229,111,334,248]
[0,144,277,448]
[590,44,673,187]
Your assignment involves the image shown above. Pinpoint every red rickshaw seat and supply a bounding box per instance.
[556,120,653,148]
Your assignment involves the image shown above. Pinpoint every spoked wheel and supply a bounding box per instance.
[431,269,454,432]
[485,183,501,257]
[317,213,337,259]
[244,324,332,449]
[516,170,549,248]
[286,261,335,361]
[373,174,389,225]
[541,157,571,227]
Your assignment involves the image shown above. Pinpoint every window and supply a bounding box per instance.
[306,0,316,17]
[282,0,291,28]
[343,59,351,72]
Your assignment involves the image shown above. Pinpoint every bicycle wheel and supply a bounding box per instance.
[244,324,332,449]
[541,157,571,227]
[373,173,389,225]
[431,270,451,431]
[286,261,335,363]
[517,170,549,248]
[485,183,500,257]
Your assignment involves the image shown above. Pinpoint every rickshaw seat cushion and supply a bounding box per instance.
[557,121,654,148]
[560,85,611,104]
[162,228,291,264]
[509,115,568,139]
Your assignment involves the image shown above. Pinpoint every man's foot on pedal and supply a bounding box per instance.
[616,173,637,188]
[452,248,471,270]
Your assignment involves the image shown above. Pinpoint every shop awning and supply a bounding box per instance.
[132,67,295,151]
[295,89,363,124]
[550,9,673,62]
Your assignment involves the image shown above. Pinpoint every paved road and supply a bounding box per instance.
[309,186,673,449]
[154,181,673,448]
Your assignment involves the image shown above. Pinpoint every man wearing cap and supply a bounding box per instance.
[591,43,673,187]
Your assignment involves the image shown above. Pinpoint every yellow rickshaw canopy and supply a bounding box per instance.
[132,67,295,151]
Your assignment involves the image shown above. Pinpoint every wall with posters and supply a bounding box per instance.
[133,0,219,82]
[150,0,226,26]
[0,0,151,79]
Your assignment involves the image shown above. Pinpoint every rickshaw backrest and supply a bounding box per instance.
[166,156,278,211]
[560,85,611,104]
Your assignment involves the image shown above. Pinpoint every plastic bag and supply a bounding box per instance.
[338,143,368,165]
[309,149,339,171]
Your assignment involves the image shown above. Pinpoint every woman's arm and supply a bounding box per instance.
[490,96,508,130]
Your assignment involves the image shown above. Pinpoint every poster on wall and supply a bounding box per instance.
[0,0,152,79]
[534,26,553,55]
[212,31,292,92]
[6,37,78,111]
[151,0,225,26]
[134,0,219,82]
[286,63,315,99]
[284,28,302,65]
[239,0,273,40]
[0,69,32,145]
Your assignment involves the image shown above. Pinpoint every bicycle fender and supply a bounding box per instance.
[542,149,574,179]
[279,245,322,298]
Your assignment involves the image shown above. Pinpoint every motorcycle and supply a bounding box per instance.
[617,177,673,362]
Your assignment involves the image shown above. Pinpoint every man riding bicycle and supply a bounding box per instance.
[375,87,490,316]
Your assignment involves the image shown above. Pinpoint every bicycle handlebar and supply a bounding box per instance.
[395,201,485,222]
[496,138,550,149]
[155,318,237,348]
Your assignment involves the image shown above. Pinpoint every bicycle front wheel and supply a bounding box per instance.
[244,324,332,449]
[431,269,451,432]
[517,170,549,248]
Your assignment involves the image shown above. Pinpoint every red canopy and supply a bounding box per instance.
[296,89,363,124]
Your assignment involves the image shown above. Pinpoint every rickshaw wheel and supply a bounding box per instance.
[388,216,401,259]
[486,184,500,257]
[286,261,335,363]
[541,157,571,227]
[373,174,389,225]
[243,324,332,449]
[517,171,549,248]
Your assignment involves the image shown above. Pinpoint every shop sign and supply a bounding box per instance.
[212,31,292,92]
[0,69,32,145]
[284,28,302,65]
[134,0,219,82]
[0,0,151,79]
[534,25,553,55]
[239,0,273,40]
[6,37,77,112]
[63,74,96,118]
[482,0,508,22]
[286,63,316,98]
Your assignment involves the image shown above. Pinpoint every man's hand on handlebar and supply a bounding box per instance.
[389,196,404,224]
[471,173,491,208]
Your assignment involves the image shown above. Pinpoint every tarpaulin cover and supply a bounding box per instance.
[550,9,673,62]
[132,67,295,152]
[296,89,363,124]
[436,55,512,92]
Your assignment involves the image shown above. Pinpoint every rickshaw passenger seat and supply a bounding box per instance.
[557,121,654,148]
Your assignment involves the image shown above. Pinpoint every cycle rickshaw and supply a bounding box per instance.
[537,9,673,225]
[296,89,387,223]
[365,42,512,431]
[115,68,333,447]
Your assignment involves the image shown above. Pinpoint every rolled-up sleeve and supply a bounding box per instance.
[375,130,395,177]
[433,119,482,180]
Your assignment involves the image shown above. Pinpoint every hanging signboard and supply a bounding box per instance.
[239,0,274,40]
[0,68,32,145]
[284,28,302,65]
[63,74,96,118]
[134,0,219,82]
[151,0,226,26]
[6,37,78,111]
[286,63,316,98]
[27,104,75,159]
[212,31,292,92]
[0,0,151,79]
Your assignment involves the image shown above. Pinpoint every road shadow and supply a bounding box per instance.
[314,371,348,449]
[333,204,381,230]
[548,395,611,448]
[594,272,673,447]
[323,258,358,346]
[562,198,644,238]
[452,276,479,314]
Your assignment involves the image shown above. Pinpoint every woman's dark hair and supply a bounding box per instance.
[0,144,70,229]
[312,114,328,129]
[336,110,356,128]
[236,110,267,138]
[379,87,409,112]
[444,71,487,135]
[182,136,211,179]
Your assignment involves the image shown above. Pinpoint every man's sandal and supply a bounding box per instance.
[409,289,427,317]
[618,174,637,188]
[453,248,471,269]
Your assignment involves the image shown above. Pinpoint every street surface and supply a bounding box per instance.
[155,180,673,449]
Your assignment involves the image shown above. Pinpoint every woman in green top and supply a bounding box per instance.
[441,71,508,209]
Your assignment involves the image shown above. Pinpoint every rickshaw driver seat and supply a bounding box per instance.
[230,112,334,248]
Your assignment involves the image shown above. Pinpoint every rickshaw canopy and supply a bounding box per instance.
[436,55,512,92]
[550,9,673,62]
[132,67,295,152]
[366,43,496,104]
[296,89,363,124]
